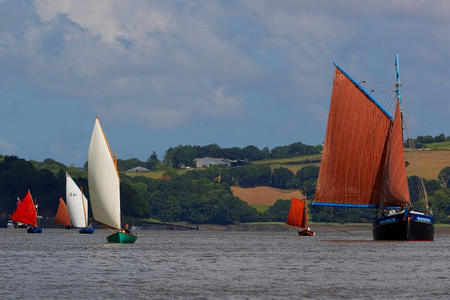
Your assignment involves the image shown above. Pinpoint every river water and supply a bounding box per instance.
[1,228,449,299]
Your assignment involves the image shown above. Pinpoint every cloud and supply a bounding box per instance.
[0,0,449,165]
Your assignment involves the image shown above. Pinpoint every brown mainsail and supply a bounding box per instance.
[314,66,392,207]
[55,197,72,228]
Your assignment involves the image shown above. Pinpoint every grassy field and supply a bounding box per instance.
[424,141,450,151]
[123,149,448,182]
[250,204,270,213]
[253,154,322,173]
[405,150,450,180]
[125,169,189,179]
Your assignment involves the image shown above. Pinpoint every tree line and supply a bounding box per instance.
[1,153,449,225]
[164,141,322,168]
[405,133,450,148]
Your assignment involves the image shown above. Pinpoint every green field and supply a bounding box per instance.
[424,141,450,151]
[253,154,322,173]
[250,204,270,213]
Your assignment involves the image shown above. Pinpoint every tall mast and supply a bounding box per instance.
[396,54,430,213]
[395,53,402,106]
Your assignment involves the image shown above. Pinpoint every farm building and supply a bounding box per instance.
[194,157,231,168]
[126,166,150,173]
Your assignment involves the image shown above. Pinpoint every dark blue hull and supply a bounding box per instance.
[79,227,94,234]
[373,211,434,241]
[27,227,42,233]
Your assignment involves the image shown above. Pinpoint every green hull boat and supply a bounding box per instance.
[107,231,137,243]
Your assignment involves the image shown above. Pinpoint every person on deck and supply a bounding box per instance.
[124,223,131,234]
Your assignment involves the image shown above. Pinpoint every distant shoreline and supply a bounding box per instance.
[212,222,450,234]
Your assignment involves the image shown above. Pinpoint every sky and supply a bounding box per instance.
[1,0,449,166]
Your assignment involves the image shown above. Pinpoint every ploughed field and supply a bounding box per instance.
[231,186,303,206]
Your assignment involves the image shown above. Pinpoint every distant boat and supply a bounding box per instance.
[11,190,42,233]
[6,220,15,228]
[66,173,94,234]
[286,197,314,236]
[88,117,137,243]
[313,54,434,240]
[54,197,72,229]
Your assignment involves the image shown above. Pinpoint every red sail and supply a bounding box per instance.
[55,197,72,227]
[382,99,411,206]
[286,197,306,228]
[11,191,37,226]
[314,67,392,206]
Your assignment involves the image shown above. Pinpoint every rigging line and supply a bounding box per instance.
[401,98,430,212]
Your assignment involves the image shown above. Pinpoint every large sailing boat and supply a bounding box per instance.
[11,190,42,233]
[88,117,137,243]
[66,173,94,234]
[286,197,314,236]
[54,197,72,228]
[313,54,434,241]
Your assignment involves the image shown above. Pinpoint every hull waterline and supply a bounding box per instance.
[106,231,137,243]
[373,211,434,241]
[27,227,42,233]
[79,227,95,234]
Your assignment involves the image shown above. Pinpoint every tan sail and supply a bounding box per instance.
[88,117,121,229]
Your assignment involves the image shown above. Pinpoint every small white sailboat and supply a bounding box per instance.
[66,173,94,234]
[88,117,136,243]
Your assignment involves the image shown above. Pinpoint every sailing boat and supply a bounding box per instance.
[66,173,94,234]
[286,197,315,236]
[88,117,137,243]
[313,54,434,241]
[54,197,72,228]
[10,190,42,233]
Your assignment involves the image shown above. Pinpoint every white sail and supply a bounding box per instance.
[88,117,121,229]
[66,173,89,228]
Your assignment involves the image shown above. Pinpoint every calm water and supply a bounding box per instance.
[1,228,449,299]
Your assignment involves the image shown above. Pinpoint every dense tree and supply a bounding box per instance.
[120,181,151,218]
[146,151,159,170]
[262,199,291,222]
[429,189,450,223]
[271,167,294,189]
[295,166,320,197]
[438,167,450,189]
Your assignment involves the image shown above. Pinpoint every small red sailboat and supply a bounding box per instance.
[54,197,72,229]
[286,197,314,236]
[11,190,42,233]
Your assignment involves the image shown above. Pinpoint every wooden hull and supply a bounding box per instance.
[373,211,434,241]
[298,229,315,236]
[106,231,137,243]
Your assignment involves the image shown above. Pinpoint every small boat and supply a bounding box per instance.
[6,220,15,228]
[286,197,315,236]
[11,190,42,233]
[79,226,95,234]
[54,197,72,229]
[88,117,137,243]
[313,54,434,241]
[66,173,94,234]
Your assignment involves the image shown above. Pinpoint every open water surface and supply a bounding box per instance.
[1,228,449,299]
